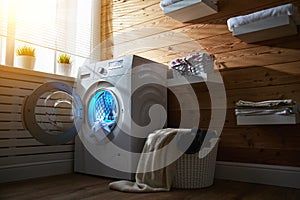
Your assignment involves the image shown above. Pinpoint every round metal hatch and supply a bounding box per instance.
[23,82,83,145]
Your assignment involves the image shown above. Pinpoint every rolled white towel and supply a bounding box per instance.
[160,0,183,8]
[227,3,300,32]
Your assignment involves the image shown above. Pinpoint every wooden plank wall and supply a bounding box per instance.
[104,0,300,167]
[0,66,75,183]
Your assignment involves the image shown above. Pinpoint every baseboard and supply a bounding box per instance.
[2,159,299,188]
[215,161,300,189]
[0,159,74,183]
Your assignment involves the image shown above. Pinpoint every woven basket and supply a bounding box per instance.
[172,141,219,189]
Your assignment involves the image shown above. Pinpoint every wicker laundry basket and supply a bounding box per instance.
[172,141,219,189]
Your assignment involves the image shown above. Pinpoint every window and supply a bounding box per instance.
[0,0,101,77]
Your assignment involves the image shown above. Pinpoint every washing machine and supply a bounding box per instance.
[74,55,167,180]
[22,55,167,181]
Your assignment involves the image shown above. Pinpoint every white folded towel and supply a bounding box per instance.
[235,107,295,116]
[236,99,295,108]
[227,3,300,32]
[160,0,183,8]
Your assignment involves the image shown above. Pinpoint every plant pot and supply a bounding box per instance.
[15,56,36,70]
[56,63,72,76]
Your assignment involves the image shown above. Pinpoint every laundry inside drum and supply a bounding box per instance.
[34,90,77,135]
[88,90,118,134]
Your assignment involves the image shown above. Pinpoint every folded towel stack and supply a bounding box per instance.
[160,0,183,9]
[235,99,298,116]
[170,52,215,76]
[227,3,300,32]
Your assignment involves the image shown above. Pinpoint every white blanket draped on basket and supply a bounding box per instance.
[109,128,191,192]
[227,3,300,31]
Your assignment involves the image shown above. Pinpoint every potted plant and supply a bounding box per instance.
[56,53,72,76]
[15,45,36,69]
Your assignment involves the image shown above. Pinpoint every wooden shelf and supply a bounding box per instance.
[162,0,218,22]
[237,114,300,125]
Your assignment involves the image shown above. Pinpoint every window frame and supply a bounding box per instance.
[1,0,100,77]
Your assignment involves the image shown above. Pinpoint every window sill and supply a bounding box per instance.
[0,65,75,82]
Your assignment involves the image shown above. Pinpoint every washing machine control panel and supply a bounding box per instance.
[95,58,128,77]
[98,67,107,75]
[109,60,123,69]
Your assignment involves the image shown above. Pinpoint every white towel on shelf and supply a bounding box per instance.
[160,0,183,8]
[227,3,300,32]
[235,107,295,116]
[236,99,295,108]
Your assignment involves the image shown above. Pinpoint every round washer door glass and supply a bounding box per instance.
[23,82,83,145]
[88,90,118,134]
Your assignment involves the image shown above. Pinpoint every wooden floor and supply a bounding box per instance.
[0,173,299,200]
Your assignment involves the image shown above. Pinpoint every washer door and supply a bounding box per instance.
[23,82,83,145]
[87,89,119,139]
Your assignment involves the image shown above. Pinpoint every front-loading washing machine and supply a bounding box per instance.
[74,55,167,180]
[22,55,167,180]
